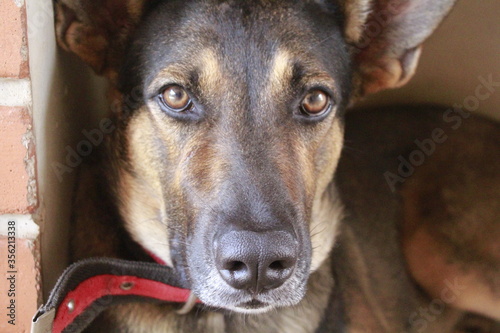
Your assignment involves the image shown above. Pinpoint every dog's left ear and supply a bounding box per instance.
[339,0,457,96]
[55,0,151,82]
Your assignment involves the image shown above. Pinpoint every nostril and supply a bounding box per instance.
[219,260,254,290]
[261,256,297,290]
[224,261,247,272]
[268,260,287,271]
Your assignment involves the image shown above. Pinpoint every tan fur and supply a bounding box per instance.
[308,122,345,271]
[199,49,225,93]
[309,189,343,272]
[340,0,372,43]
[404,228,500,321]
[127,0,147,20]
[116,111,174,266]
[269,49,293,91]
[401,119,500,321]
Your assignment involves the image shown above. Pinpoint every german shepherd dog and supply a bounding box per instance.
[55,0,499,331]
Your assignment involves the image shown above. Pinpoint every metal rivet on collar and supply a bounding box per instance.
[120,282,134,290]
[67,299,75,313]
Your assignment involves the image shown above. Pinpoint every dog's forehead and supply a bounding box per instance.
[141,0,325,49]
[120,0,349,97]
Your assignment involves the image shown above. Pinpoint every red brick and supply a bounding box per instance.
[0,236,39,332]
[0,1,29,78]
[0,106,31,214]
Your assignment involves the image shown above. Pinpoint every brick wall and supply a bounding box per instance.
[0,0,40,332]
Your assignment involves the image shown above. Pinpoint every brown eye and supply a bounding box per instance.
[300,90,330,116]
[161,85,192,111]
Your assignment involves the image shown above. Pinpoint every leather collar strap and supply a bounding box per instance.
[31,258,195,333]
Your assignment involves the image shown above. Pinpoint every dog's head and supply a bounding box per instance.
[57,0,455,313]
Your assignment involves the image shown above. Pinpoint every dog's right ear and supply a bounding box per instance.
[55,0,150,82]
[339,0,457,97]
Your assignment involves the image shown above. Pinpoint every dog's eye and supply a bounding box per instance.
[300,90,331,116]
[160,85,192,112]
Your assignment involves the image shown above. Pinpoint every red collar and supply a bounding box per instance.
[32,258,199,333]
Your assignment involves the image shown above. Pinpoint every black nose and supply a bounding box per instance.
[214,230,298,293]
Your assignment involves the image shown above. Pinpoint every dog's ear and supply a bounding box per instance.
[55,0,150,82]
[340,0,456,96]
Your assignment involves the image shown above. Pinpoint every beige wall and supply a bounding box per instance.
[26,0,107,303]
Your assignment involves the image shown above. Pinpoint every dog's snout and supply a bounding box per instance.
[214,230,298,293]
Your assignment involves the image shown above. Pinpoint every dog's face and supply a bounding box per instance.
[116,0,350,313]
[57,0,456,314]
